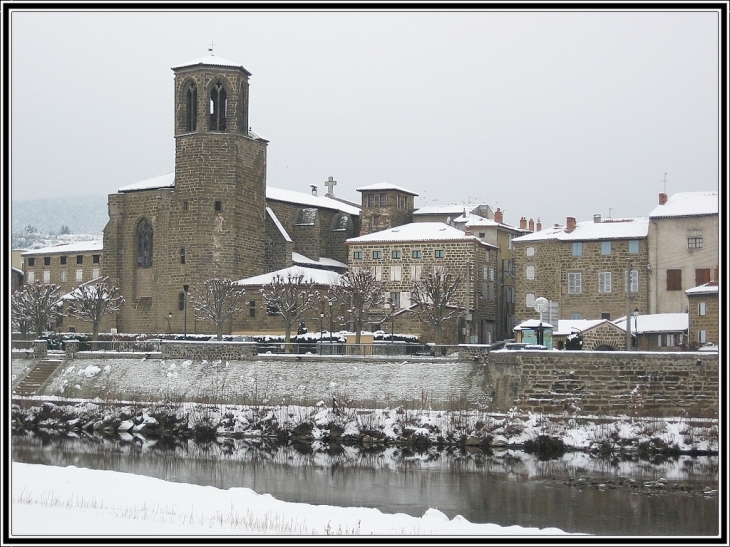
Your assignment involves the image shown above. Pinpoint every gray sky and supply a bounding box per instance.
[10,9,720,228]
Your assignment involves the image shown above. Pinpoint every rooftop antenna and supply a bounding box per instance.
[663,173,667,193]
[208,41,215,54]
[608,207,614,218]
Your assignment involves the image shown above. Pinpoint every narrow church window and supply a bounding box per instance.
[137,219,153,268]
[215,201,222,212]
[183,200,188,211]
[210,82,227,131]
[249,301,256,318]
[186,83,197,131]
[178,292,185,311]
[180,248,186,264]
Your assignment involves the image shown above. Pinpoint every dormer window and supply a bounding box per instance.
[210,81,227,131]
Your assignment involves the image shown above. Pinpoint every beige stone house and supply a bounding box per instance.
[685,282,719,348]
[21,241,104,295]
[345,222,498,344]
[648,191,719,314]
[513,215,649,323]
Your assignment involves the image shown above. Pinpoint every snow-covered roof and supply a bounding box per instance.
[550,319,616,336]
[356,182,419,196]
[171,54,251,74]
[347,222,496,247]
[513,217,649,243]
[118,172,175,193]
[266,187,360,216]
[235,266,342,287]
[513,319,554,330]
[292,253,347,270]
[414,204,471,216]
[686,282,719,295]
[266,207,292,243]
[649,191,718,218]
[22,240,104,256]
[613,313,688,334]
[453,213,525,233]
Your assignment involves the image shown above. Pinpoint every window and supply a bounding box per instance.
[60,270,67,283]
[526,266,535,280]
[485,250,491,262]
[209,81,227,131]
[215,200,222,212]
[373,214,381,226]
[479,232,486,238]
[76,255,84,265]
[411,265,422,281]
[658,334,677,347]
[624,269,639,293]
[503,260,515,278]
[185,82,197,131]
[601,312,611,320]
[43,270,50,283]
[434,250,444,258]
[76,269,83,282]
[433,265,445,274]
[380,193,387,206]
[698,302,707,316]
[60,256,67,265]
[412,250,421,259]
[93,254,100,264]
[570,313,583,320]
[526,246,535,257]
[687,229,703,249]
[390,265,402,282]
[698,329,707,343]
[372,251,382,260]
[183,200,189,211]
[353,251,362,260]
[483,266,489,280]
[374,265,383,281]
[572,242,583,256]
[27,271,34,282]
[628,240,640,254]
[489,268,495,281]
[137,219,153,267]
[568,272,582,294]
[696,269,710,286]
[180,248,186,264]
[92,268,100,279]
[667,269,682,291]
[506,286,515,304]
[401,291,411,308]
[249,301,256,318]
[178,292,185,311]
[601,241,612,255]
[367,194,375,207]
[44,257,51,266]
[389,292,400,308]
[526,293,535,307]
[598,271,612,293]
[392,250,401,259]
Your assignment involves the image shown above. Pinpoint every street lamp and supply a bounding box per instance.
[632,308,639,350]
[328,300,333,351]
[183,284,189,340]
[319,312,324,355]
[167,311,172,335]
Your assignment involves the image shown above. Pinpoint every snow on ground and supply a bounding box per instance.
[11,462,575,537]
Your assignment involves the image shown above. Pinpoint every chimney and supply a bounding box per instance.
[593,214,601,223]
[565,216,577,233]
[528,218,534,231]
[495,208,503,224]
[310,185,318,196]
[519,217,527,230]
[659,192,667,205]
[536,218,542,231]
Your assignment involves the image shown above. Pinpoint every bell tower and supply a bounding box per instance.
[168,54,268,297]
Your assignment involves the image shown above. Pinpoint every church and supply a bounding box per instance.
[103,54,367,335]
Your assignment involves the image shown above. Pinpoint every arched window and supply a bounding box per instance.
[137,219,153,268]
[210,81,227,131]
[185,82,197,131]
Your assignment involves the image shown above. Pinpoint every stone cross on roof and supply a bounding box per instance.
[325,176,337,197]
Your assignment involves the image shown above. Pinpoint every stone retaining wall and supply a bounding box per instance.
[161,341,257,361]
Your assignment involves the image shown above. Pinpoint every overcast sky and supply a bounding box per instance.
[10,8,721,228]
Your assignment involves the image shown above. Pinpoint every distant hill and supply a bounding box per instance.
[12,194,109,236]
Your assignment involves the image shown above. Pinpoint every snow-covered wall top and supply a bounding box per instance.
[649,191,718,218]
[22,240,104,256]
[356,182,418,196]
[347,222,495,247]
[513,218,649,243]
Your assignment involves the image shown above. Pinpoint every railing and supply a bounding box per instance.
[255,342,460,357]
[78,340,164,353]
[11,340,36,351]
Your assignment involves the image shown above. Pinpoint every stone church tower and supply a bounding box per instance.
[104,55,268,334]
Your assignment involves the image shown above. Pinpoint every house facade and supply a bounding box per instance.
[512,215,650,324]
[685,282,719,348]
[648,191,719,314]
[346,222,498,344]
[21,241,104,295]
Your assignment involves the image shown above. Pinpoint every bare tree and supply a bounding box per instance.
[12,282,63,338]
[409,270,464,346]
[260,272,318,349]
[189,278,246,340]
[64,277,124,341]
[329,268,386,344]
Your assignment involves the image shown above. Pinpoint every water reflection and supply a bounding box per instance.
[12,432,718,536]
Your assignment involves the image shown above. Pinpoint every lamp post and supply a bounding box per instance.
[319,312,324,355]
[632,308,639,350]
[166,311,172,335]
[328,300,333,351]
[183,284,189,340]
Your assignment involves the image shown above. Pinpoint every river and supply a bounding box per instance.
[12,432,718,536]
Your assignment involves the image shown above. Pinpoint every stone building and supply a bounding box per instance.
[648,191,719,314]
[512,215,650,324]
[101,55,361,336]
[346,222,498,344]
[21,241,104,295]
[356,182,417,235]
[685,282,719,348]
[550,319,631,351]
[612,313,688,351]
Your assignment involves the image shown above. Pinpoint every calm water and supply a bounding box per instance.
[12,432,719,536]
